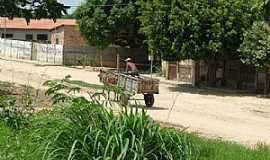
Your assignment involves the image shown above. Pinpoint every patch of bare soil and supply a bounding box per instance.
[0,81,52,111]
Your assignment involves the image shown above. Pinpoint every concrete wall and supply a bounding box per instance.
[63,45,149,68]
[0,38,32,60]
[0,36,149,68]
[0,29,51,42]
[34,43,63,65]
[0,38,63,65]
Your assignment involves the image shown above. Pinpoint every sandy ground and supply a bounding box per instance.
[0,58,270,146]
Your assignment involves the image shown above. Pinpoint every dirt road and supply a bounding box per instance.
[0,58,270,146]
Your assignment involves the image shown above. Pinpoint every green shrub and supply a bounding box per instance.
[40,98,194,160]
[41,76,194,159]
[0,96,30,130]
[0,86,34,130]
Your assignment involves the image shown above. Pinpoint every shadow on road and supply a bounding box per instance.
[129,104,168,111]
[167,84,267,98]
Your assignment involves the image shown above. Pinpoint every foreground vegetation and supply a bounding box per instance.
[0,80,269,160]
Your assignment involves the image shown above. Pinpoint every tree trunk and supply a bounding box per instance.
[264,68,269,94]
[255,72,258,93]
[99,49,103,67]
[221,59,226,86]
[83,54,86,69]
[176,61,180,81]
[196,61,201,86]
[192,60,199,87]
[237,63,241,89]
[207,59,216,86]
[116,48,120,72]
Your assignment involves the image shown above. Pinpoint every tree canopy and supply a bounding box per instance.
[0,0,69,22]
[264,0,270,21]
[140,0,263,61]
[76,0,143,49]
[239,22,270,70]
[75,0,268,62]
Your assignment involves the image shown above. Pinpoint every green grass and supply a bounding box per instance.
[188,134,270,160]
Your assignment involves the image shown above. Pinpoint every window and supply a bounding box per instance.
[25,34,33,41]
[1,33,13,39]
[37,34,48,41]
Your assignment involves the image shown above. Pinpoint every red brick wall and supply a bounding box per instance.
[63,25,87,46]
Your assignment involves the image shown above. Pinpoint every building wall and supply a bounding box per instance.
[51,27,65,45]
[50,25,87,46]
[0,29,51,42]
[162,60,196,86]
[63,26,87,46]
[59,25,148,68]
[0,25,85,45]
[195,59,257,91]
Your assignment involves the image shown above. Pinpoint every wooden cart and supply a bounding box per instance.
[99,70,159,107]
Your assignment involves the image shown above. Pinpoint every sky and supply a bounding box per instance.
[58,0,84,6]
[57,0,84,13]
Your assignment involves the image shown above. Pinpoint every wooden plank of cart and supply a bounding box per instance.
[99,70,159,107]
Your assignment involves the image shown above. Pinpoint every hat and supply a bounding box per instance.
[125,58,132,62]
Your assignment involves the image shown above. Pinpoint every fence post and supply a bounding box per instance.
[116,48,120,72]
[46,43,48,63]
[54,44,56,64]
[9,40,12,58]
[16,41,19,59]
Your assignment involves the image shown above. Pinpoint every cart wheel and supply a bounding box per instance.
[144,94,154,107]
[120,94,130,106]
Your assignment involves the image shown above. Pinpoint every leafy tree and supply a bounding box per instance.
[0,0,69,22]
[76,0,143,49]
[139,0,175,60]
[239,22,270,70]
[264,0,270,21]
[140,0,262,61]
[239,21,270,93]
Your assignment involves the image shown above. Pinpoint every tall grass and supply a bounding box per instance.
[38,98,194,160]
[41,77,195,159]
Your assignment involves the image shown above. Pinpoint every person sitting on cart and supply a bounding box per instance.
[125,58,139,76]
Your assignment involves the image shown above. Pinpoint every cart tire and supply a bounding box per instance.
[120,94,130,106]
[144,94,154,107]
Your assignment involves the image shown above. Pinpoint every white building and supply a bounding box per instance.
[0,17,77,44]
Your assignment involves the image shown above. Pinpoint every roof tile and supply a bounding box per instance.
[0,17,76,30]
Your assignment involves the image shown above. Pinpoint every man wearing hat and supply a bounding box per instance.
[125,58,139,76]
